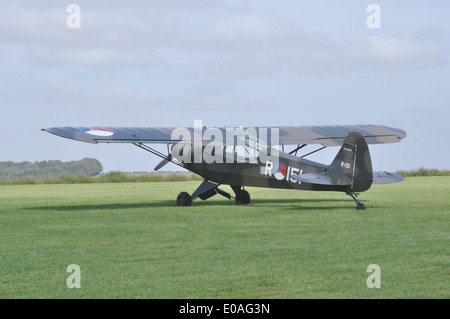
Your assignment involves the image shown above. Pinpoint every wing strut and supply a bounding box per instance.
[300,146,326,158]
[132,143,185,170]
[289,144,307,156]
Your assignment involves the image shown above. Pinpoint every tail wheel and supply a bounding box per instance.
[356,202,366,210]
[177,192,192,206]
[235,189,250,205]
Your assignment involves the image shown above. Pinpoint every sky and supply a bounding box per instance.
[0,0,449,172]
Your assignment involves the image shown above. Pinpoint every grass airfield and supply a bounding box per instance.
[0,177,448,298]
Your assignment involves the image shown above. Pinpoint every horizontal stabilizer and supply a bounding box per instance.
[372,171,404,184]
[291,173,352,186]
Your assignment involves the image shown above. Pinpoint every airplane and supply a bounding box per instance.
[42,124,406,210]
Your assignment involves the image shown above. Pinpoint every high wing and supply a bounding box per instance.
[275,124,406,146]
[43,126,182,144]
[43,124,406,146]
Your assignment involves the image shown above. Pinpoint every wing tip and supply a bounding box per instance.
[43,127,98,144]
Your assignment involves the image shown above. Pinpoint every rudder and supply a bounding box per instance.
[327,132,373,192]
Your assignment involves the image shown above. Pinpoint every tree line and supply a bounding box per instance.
[0,158,103,181]
[0,157,447,185]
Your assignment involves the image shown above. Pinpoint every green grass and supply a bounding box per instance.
[0,177,449,298]
[0,171,203,185]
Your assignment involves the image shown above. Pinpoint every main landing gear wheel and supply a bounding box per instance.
[177,192,192,206]
[235,189,250,205]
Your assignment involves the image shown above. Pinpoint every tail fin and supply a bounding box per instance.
[292,132,373,191]
[327,131,373,192]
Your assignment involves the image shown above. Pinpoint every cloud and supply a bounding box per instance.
[179,36,447,78]
[184,81,232,96]
[182,14,448,77]
[205,14,331,51]
[0,85,160,113]
[0,4,447,75]
[0,4,189,68]
[286,36,448,75]
[412,28,445,43]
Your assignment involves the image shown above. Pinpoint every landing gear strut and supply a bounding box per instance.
[176,179,232,206]
[346,191,366,210]
[176,181,252,206]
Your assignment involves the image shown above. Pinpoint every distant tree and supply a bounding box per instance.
[77,158,103,176]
